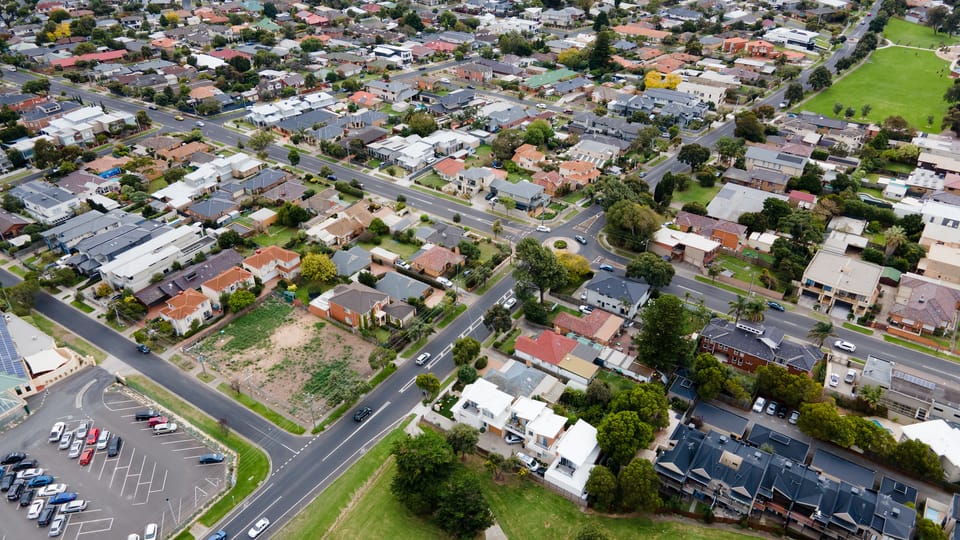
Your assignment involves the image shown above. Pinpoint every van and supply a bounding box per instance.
[153,423,178,435]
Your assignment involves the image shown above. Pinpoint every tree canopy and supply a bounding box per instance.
[625,252,675,288]
[634,295,691,372]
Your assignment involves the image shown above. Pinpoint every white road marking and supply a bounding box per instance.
[399,377,416,393]
[321,402,390,462]
[75,380,96,409]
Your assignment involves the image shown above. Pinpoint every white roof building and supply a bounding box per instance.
[901,419,960,482]
[452,379,513,432]
[544,419,599,498]
[98,223,214,292]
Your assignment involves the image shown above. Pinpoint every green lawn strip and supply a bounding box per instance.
[278,419,411,537]
[475,264,513,295]
[884,17,960,49]
[23,313,106,363]
[712,254,764,283]
[882,335,958,362]
[147,178,168,193]
[672,182,722,206]
[496,328,521,355]
[410,185,472,206]
[251,225,297,247]
[801,47,951,129]
[124,376,270,528]
[171,531,195,540]
[597,370,638,394]
[437,304,467,329]
[415,172,447,189]
[842,322,874,335]
[401,336,428,359]
[694,275,750,296]
[358,237,419,259]
[7,265,26,277]
[197,373,215,383]
[70,300,94,313]
[220,300,293,351]
[312,397,358,434]
[216,383,305,435]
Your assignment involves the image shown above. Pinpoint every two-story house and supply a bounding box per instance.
[242,245,301,282]
[453,378,513,436]
[309,282,391,330]
[582,276,651,319]
[698,318,822,375]
[200,267,255,308]
[745,146,808,178]
[543,419,599,499]
[159,289,213,335]
[800,250,881,318]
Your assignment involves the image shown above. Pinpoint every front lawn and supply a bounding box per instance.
[252,224,298,247]
[416,172,447,189]
[713,254,765,284]
[883,17,960,49]
[357,237,421,260]
[800,46,951,129]
[672,182,722,207]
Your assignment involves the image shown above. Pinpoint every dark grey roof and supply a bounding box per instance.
[700,318,821,373]
[74,221,169,262]
[0,93,37,107]
[871,493,916,540]
[241,168,286,193]
[276,108,338,133]
[415,222,467,249]
[878,476,917,506]
[811,448,876,488]
[585,276,650,305]
[746,423,809,462]
[375,271,430,302]
[188,194,237,220]
[723,167,791,186]
[691,401,749,437]
[135,249,244,305]
[668,376,698,401]
[686,430,771,506]
[654,424,706,482]
[330,245,371,276]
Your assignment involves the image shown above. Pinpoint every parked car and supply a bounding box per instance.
[37,504,57,527]
[578,305,594,314]
[437,277,454,288]
[829,373,840,387]
[48,514,66,536]
[776,404,788,418]
[79,448,94,466]
[198,454,224,465]
[60,500,87,513]
[147,416,169,428]
[85,428,100,446]
[96,431,110,451]
[752,397,766,413]
[765,401,779,415]
[0,473,13,491]
[144,523,158,540]
[58,432,73,451]
[247,517,270,538]
[74,422,90,440]
[502,297,517,309]
[19,487,35,506]
[7,480,24,500]
[515,452,538,471]
[37,484,66,497]
[27,498,44,519]
[49,492,77,505]
[504,434,523,445]
[574,235,587,245]
[535,225,551,233]
[153,423,177,435]
[833,340,856,352]
[68,441,83,459]
[135,410,160,422]
[415,352,431,366]
[844,369,857,384]
[1,452,26,465]
[12,459,38,472]
[788,410,800,425]
[16,468,44,479]
[28,475,54,488]
[107,436,123,457]
[767,301,785,312]
[48,423,66,443]
[484,191,496,200]
[353,407,373,422]
[137,344,151,354]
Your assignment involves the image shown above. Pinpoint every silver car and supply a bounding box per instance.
[58,432,73,451]
[96,430,110,451]
[49,514,66,537]
[68,441,83,459]
[74,422,89,440]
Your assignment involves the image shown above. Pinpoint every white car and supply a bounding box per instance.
[247,517,270,538]
[49,514,66,537]
[27,498,44,519]
[61,500,88,513]
[515,452,538,471]
[415,352,431,366]
[829,374,840,387]
[16,468,44,479]
[144,523,158,540]
[96,430,111,450]
[578,305,593,314]
[75,421,89,440]
[38,484,67,497]
[49,422,66,443]
[68,440,83,458]
[536,103,547,109]
[833,340,856,352]
[844,369,857,384]
[502,297,517,309]
[535,225,551,233]
[752,397,766,413]
[153,423,178,435]
[437,277,454,288]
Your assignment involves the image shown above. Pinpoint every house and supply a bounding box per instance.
[411,245,465,277]
[309,282,392,329]
[433,158,465,181]
[698,318,823,375]
[861,354,960,422]
[648,228,720,268]
[800,250,881,318]
[453,379,513,434]
[541,6,585,27]
[376,272,432,303]
[242,245,301,282]
[900,420,960,482]
[159,289,213,336]
[304,203,374,246]
[888,273,960,335]
[454,63,493,82]
[532,171,565,196]
[158,141,212,164]
[722,167,792,194]
[675,211,747,251]
[363,80,417,104]
[582,276,651,318]
[558,161,601,189]
[512,144,544,172]
[747,424,810,463]
[553,309,623,347]
[8,180,80,225]
[918,244,960,285]
[200,267,255,307]
[745,146,808,178]
[505,395,568,460]
[453,167,496,196]
[707,184,790,223]
[0,209,31,239]
[187,193,238,222]
[99,224,215,292]
[132,249,244,307]
[489,179,549,213]
[20,100,82,132]
[543,419,598,499]
[690,401,751,439]
[330,246,371,277]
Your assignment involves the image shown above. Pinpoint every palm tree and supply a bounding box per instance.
[728,294,748,322]
[884,225,908,259]
[403,318,434,343]
[743,296,768,322]
[473,264,492,288]
[807,321,837,348]
[492,219,503,238]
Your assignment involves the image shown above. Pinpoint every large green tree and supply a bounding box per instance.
[677,143,711,170]
[597,410,652,465]
[584,465,618,511]
[604,200,659,252]
[618,458,662,512]
[513,237,568,303]
[625,252,675,288]
[892,439,944,482]
[634,295,691,371]
[808,66,833,91]
[452,337,481,366]
[482,304,512,334]
[445,424,480,460]
[434,472,494,538]
[610,383,670,430]
[391,431,456,514]
[301,253,337,282]
[692,353,727,401]
[733,111,765,142]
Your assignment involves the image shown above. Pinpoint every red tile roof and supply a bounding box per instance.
[514,331,577,366]
[51,49,127,68]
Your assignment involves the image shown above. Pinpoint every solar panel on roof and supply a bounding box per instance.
[0,318,25,378]
[894,371,936,390]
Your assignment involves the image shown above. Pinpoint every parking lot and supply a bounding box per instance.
[0,368,227,540]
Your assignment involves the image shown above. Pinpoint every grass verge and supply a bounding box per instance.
[437,304,467,329]
[882,335,958,362]
[70,300,94,313]
[197,372,215,383]
[842,322,874,335]
[216,383,306,435]
[410,185,471,206]
[24,313,106,363]
[124,376,270,528]
[694,275,750,296]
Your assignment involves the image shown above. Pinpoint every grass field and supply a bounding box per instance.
[801,47,951,129]
[672,182,722,207]
[883,17,960,49]
[220,299,293,351]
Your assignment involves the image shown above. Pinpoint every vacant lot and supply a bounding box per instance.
[801,46,951,129]
[883,17,960,50]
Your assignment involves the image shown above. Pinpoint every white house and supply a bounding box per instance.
[582,275,651,318]
[40,106,136,146]
[900,419,960,482]
[8,180,80,225]
[98,224,214,291]
[452,379,513,434]
[158,289,212,335]
[543,419,599,499]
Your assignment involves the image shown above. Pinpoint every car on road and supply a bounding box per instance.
[199,453,224,464]
[1,452,26,465]
[147,416,169,427]
[325,174,337,181]
[208,532,228,540]
[144,523,158,540]
[75,422,90,440]
[68,441,83,459]
[135,410,160,421]
[49,492,77,505]
[829,373,840,387]
[844,369,857,384]
[563,108,573,114]
[353,407,373,422]
[137,344,151,354]
[28,475,54,488]
[16,467,44,479]
[96,430,110,450]
[789,410,800,425]
[37,504,57,527]
[86,427,100,446]
[536,103,547,109]
[60,500,87,514]
[504,434,523,445]
[578,305,593,314]
[247,517,270,538]
[752,397,766,413]
[49,422,66,443]
[153,423,178,435]
[38,484,66,497]
[834,340,856,352]
[79,448,94,466]
[766,401,779,415]
[502,297,517,309]
[767,301,785,312]
[599,264,614,272]
[27,498,44,519]
[107,436,123,457]
[515,452,538,471]
[574,235,587,245]
[48,514,66,536]
[58,432,72,450]
[535,225,551,233]
[147,104,158,110]
[415,352,431,366]
[174,115,184,121]
[195,121,205,127]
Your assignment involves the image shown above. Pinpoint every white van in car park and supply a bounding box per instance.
[153,423,178,435]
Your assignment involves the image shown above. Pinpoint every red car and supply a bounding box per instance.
[85,427,100,446]
[147,416,168,428]
[78,448,94,466]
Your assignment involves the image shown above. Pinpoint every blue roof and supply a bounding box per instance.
[0,318,26,379]
[691,401,749,437]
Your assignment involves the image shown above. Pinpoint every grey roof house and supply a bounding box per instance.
[330,246,371,277]
[698,318,822,374]
[583,276,651,319]
[375,271,432,302]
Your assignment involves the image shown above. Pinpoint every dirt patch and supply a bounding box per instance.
[199,306,375,424]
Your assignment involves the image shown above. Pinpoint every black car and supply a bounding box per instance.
[137,344,151,354]
[0,474,13,492]
[107,435,123,458]
[0,452,25,465]
[7,480,23,501]
[777,404,789,418]
[574,235,588,245]
[353,407,373,422]
[18,487,34,506]
[135,410,159,421]
[11,459,37,472]
[767,301,786,312]
[484,191,496,201]
[198,453,224,464]
[37,504,56,527]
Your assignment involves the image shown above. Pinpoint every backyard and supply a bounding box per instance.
[252,224,299,247]
[883,17,960,50]
[672,182,722,207]
[800,46,951,129]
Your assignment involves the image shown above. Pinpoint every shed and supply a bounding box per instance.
[249,208,278,232]
[369,246,400,265]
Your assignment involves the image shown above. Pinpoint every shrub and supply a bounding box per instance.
[553,240,567,249]
[474,356,487,370]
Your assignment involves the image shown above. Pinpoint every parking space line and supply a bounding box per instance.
[170,445,207,452]
[129,454,147,500]
[110,447,132,489]
[134,461,157,504]
[74,517,113,539]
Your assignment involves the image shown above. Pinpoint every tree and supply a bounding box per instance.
[457,364,478,385]
[491,129,524,161]
[438,11,457,29]
[557,252,592,285]
[733,111,765,142]
[626,252,675,288]
[135,110,151,127]
[368,346,397,370]
[677,143,711,171]
[610,383,670,429]
[513,237,568,303]
[368,217,389,236]
[692,353,728,401]
[727,294,749,322]
[832,102,844,117]
[457,240,481,263]
[452,337,481,366]
[797,402,853,446]
[927,5,950,33]
[743,295,768,322]
[22,78,51,95]
[861,103,873,118]
[584,466,618,512]
[263,1,277,18]
[809,66,833,91]
[446,424,479,460]
[415,373,441,401]
[618,458,661,512]
[653,173,675,207]
[589,30,613,71]
[604,201,660,252]
[434,472,494,538]
[523,119,554,146]
[892,439,944,481]
[247,129,275,153]
[807,321,836,347]
[228,289,256,312]
[404,12,425,31]
[301,253,337,282]
[358,271,377,287]
[714,136,744,166]
[32,138,60,169]
[492,219,503,238]
[593,10,610,31]
[916,518,949,540]
[585,379,613,408]
[755,364,821,408]
[483,304,512,334]
[884,224,908,258]
[287,149,300,166]
[408,112,438,137]
[634,295,691,371]
[597,410,651,465]
[785,82,804,104]
[391,431,456,514]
